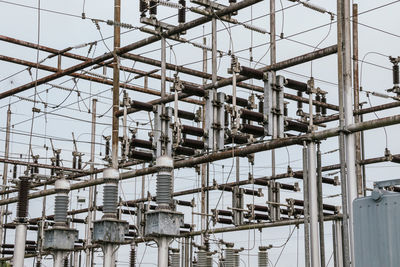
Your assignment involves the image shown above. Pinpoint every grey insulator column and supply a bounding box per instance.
[171,248,180,267]
[13,176,30,267]
[225,244,235,267]
[197,249,208,267]
[156,155,173,209]
[233,250,240,267]
[54,178,70,226]
[130,243,136,267]
[258,246,268,267]
[206,252,213,267]
[102,168,119,217]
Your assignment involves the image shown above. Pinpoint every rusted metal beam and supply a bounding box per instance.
[0,114,398,206]
[0,54,202,106]
[0,0,262,99]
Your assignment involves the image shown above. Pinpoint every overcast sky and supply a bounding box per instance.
[0,0,400,266]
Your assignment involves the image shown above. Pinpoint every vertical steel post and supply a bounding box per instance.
[13,176,29,267]
[303,144,311,267]
[54,251,67,267]
[103,243,114,267]
[317,143,325,266]
[307,142,320,267]
[13,223,27,267]
[0,105,11,249]
[111,0,120,170]
[201,37,208,243]
[86,98,97,267]
[337,0,351,266]
[307,87,320,267]
[333,220,344,267]
[269,0,278,222]
[343,0,357,262]
[141,163,146,199]
[352,4,362,197]
[107,0,120,265]
[158,237,169,267]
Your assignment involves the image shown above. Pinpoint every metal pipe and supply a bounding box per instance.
[333,220,344,267]
[103,243,114,267]
[200,36,208,244]
[0,106,11,250]
[13,223,27,267]
[317,143,325,266]
[308,142,320,267]
[343,0,357,262]
[86,98,96,267]
[111,0,120,170]
[352,3,362,197]
[337,1,351,265]
[158,237,169,267]
[54,251,66,267]
[303,144,311,267]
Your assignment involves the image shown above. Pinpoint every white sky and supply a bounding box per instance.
[0,0,400,266]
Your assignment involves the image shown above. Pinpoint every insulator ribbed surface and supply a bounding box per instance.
[17,177,29,218]
[225,249,235,267]
[178,0,186,23]
[171,252,180,267]
[139,0,147,12]
[54,195,69,223]
[394,64,399,85]
[234,253,240,267]
[321,95,327,116]
[316,94,321,113]
[206,254,213,267]
[258,250,268,267]
[149,0,157,15]
[156,173,172,206]
[197,251,208,267]
[103,184,118,214]
[130,246,136,267]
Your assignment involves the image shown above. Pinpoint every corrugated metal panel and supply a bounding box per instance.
[354,192,400,267]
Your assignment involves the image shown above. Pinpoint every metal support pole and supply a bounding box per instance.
[108,0,120,264]
[317,143,325,266]
[86,98,97,267]
[269,0,278,223]
[343,0,357,261]
[308,141,320,267]
[308,79,320,267]
[200,36,208,243]
[360,111,366,196]
[111,0,120,170]
[333,220,344,267]
[337,1,351,265]
[0,105,11,249]
[103,244,115,267]
[352,4,362,197]
[36,183,47,266]
[54,251,67,267]
[204,17,217,151]
[158,237,169,267]
[13,223,27,267]
[161,37,166,100]
[303,144,311,267]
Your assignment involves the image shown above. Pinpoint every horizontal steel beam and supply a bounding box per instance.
[0,114,398,206]
[0,0,262,99]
